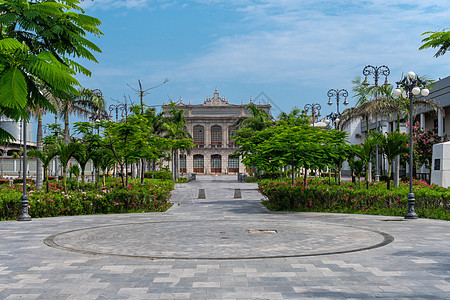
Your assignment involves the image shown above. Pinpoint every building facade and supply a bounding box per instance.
[340,75,450,179]
[162,88,271,175]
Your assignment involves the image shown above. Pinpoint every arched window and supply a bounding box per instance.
[193,154,204,173]
[211,125,222,145]
[193,125,204,145]
[211,154,222,173]
[228,155,239,173]
[179,154,186,173]
[228,126,236,147]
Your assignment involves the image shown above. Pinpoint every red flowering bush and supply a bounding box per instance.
[259,178,450,220]
[0,179,174,220]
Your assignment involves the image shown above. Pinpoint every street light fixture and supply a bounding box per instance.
[109,103,128,122]
[362,65,391,182]
[394,71,429,219]
[304,103,321,127]
[326,89,348,129]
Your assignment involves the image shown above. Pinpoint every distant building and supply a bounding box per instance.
[162,88,271,175]
[0,117,36,177]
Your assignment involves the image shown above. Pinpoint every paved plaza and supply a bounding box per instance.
[1,175,449,299]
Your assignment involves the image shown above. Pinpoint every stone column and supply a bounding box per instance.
[438,110,444,137]
[420,113,425,131]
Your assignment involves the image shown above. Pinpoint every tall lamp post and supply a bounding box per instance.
[109,103,128,122]
[18,118,31,221]
[362,65,391,182]
[394,71,429,219]
[108,101,129,178]
[304,103,321,127]
[326,89,348,129]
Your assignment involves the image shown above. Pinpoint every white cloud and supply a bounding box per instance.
[80,0,450,101]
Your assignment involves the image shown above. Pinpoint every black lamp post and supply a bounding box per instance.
[304,103,321,127]
[394,71,429,219]
[326,89,348,129]
[109,103,128,122]
[18,118,31,221]
[54,114,59,182]
[108,102,129,178]
[362,65,391,182]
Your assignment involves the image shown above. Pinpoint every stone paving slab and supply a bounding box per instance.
[0,175,449,299]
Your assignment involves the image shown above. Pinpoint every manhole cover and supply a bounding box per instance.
[247,229,277,234]
[381,219,408,222]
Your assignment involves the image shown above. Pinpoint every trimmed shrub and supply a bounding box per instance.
[0,179,174,220]
[144,170,173,180]
[258,178,450,220]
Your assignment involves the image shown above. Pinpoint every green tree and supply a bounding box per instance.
[236,103,272,131]
[72,143,93,187]
[55,141,80,192]
[55,88,107,144]
[376,131,409,190]
[419,29,450,57]
[0,0,103,138]
[163,105,192,181]
[28,146,58,193]
[352,134,377,189]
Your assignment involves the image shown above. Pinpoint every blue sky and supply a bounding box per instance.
[47,0,450,127]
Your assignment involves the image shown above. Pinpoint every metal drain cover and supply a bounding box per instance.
[247,229,277,234]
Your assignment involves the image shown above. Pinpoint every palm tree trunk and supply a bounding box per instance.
[45,168,50,193]
[291,166,295,185]
[140,159,145,184]
[36,113,43,190]
[64,114,70,144]
[62,166,67,193]
[387,161,392,190]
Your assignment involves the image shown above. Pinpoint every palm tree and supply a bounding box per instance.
[97,149,115,187]
[72,143,93,188]
[55,141,80,193]
[419,29,450,58]
[348,156,365,188]
[236,103,271,131]
[55,88,107,144]
[163,105,191,181]
[28,147,58,193]
[376,131,409,190]
[352,135,377,189]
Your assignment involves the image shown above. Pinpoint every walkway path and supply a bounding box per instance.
[1,175,449,299]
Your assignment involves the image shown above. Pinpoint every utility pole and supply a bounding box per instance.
[127,79,169,182]
[127,79,169,114]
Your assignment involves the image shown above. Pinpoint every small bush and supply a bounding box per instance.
[144,170,173,180]
[245,176,259,183]
[176,177,187,183]
[13,178,33,184]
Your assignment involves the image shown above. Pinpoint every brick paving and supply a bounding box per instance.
[1,175,449,299]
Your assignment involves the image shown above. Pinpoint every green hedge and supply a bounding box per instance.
[0,179,174,220]
[144,170,173,180]
[258,178,450,220]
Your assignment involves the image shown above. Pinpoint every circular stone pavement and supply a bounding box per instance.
[44,219,393,260]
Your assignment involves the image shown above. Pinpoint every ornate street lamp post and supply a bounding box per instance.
[394,71,429,219]
[18,118,31,221]
[304,103,321,127]
[108,102,129,178]
[326,89,348,129]
[362,65,391,182]
[109,103,128,122]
